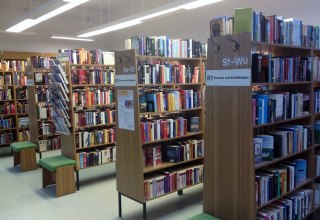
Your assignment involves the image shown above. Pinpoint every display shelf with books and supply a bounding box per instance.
[115,48,206,220]
[48,49,116,188]
[27,66,61,158]
[203,8,320,220]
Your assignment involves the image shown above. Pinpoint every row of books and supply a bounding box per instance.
[72,89,114,107]
[139,90,202,113]
[1,60,28,72]
[0,132,13,145]
[0,75,12,86]
[316,155,320,177]
[125,36,206,58]
[252,92,309,125]
[313,90,320,113]
[38,137,61,152]
[76,147,116,169]
[28,56,51,69]
[0,103,15,115]
[73,109,116,128]
[143,139,204,167]
[0,88,12,100]
[34,72,49,85]
[256,159,307,207]
[144,165,204,200]
[17,103,28,114]
[35,88,49,102]
[75,128,115,148]
[251,54,311,83]
[316,182,320,205]
[18,130,30,141]
[58,49,115,65]
[140,116,199,143]
[257,189,313,220]
[137,62,200,84]
[254,125,311,162]
[18,117,29,129]
[13,72,27,86]
[37,103,51,119]
[16,88,28,99]
[39,122,55,136]
[313,57,320,82]
[0,118,14,129]
[71,68,115,85]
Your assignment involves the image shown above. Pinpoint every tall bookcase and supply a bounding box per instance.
[115,49,206,220]
[55,59,116,185]
[0,51,56,149]
[27,66,61,158]
[204,30,320,218]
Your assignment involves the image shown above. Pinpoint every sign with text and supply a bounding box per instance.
[206,68,251,86]
[115,74,137,87]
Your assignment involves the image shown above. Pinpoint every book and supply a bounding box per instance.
[189,116,199,132]
[254,137,263,163]
[234,8,253,34]
[210,16,227,37]
[146,145,162,167]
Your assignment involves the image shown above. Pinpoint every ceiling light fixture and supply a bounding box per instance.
[51,35,94,41]
[6,0,89,33]
[77,0,223,38]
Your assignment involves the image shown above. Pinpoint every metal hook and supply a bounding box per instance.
[226,34,240,51]
[209,38,220,53]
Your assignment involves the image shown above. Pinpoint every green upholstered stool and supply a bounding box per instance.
[187,213,221,220]
[10,141,38,172]
[39,155,77,197]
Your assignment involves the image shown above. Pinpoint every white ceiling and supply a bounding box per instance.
[0,0,319,53]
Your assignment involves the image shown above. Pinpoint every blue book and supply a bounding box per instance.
[294,159,307,185]
[256,135,274,161]
[146,93,157,112]
[253,94,269,124]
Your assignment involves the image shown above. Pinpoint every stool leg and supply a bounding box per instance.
[56,165,76,197]
[13,151,20,166]
[20,148,37,172]
[43,168,54,188]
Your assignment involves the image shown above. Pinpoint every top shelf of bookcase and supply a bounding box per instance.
[136,55,203,61]
[251,41,312,51]
[69,64,114,67]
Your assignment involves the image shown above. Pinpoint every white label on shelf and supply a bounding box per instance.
[115,74,136,87]
[206,68,251,86]
[117,90,135,131]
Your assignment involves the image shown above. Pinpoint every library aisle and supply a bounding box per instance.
[0,148,202,220]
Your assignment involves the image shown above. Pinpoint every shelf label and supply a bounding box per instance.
[206,68,251,86]
[117,90,135,131]
[115,74,136,87]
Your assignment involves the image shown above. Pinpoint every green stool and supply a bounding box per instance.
[38,155,77,197]
[10,141,38,172]
[187,213,222,220]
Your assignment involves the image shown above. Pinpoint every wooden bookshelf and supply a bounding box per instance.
[204,31,319,219]
[55,59,116,183]
[115,49,206,220]
[27,66,61,158]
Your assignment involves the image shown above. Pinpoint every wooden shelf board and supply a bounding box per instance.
[137,55,201,61]
[38,148,61,153]
[72,84,114,87]
[143,131,203,145]
[73,103,115,108]
[70,64,114,67]
[0,114,15,117]
[39,133,60,138]
[0,85,14,87]
[257,178,313,210]
[253,115,311,128]
[0,100,14,102]
[255,148,312,169]
[76,142,116,151]
[75,122,116,130]
[252,81,310,86]
[251,41,312,50]
[138,83,202,87]
[143,157,204,174]
[140,107,202,116]
[0,127,16,131]
[145,182,203,202]
[0,143,10,146]
[79,161,115,170]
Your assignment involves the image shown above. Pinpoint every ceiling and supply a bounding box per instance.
[0,0,319,53]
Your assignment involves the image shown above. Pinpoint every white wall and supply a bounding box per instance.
[0,0,320,53]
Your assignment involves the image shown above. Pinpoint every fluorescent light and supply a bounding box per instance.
[6,0,89,33]
[180,0,223,9]
[6,19,37,33]
[78,20,142,38]
[77,0,223,37]
[51,35,94,41]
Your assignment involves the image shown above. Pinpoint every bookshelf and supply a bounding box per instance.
[52,50,116,187]
[0,51,56,149]
[204,21,320,220]
[115,49,206,220]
